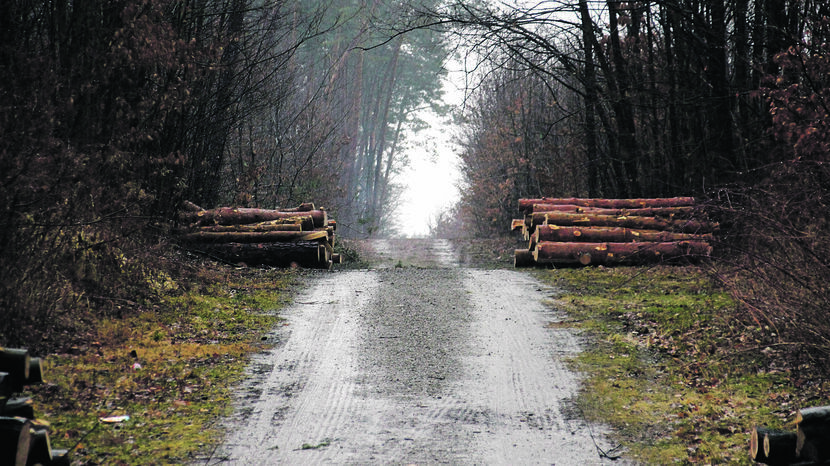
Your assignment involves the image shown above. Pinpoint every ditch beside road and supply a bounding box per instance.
[212,238,623,464]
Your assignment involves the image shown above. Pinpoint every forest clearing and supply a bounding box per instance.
[2,0,830,464]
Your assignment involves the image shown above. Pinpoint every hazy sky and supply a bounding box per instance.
[396,64,466,237]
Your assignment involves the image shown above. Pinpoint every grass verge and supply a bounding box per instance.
[27,261,299,465]
[535,265,830,464]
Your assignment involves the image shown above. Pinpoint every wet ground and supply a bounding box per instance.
[208,239,623,465]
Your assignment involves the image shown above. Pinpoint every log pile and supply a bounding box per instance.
[751,406,830,464]
[0,347,68,465]
[178,202,341,269]
[511,197,716,267]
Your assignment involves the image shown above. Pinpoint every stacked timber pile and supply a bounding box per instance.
[178,201,340,269]
[512,197,716,267]
[1,347,68,465]
[750,406,830,464]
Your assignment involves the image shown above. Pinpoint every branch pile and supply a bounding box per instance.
[511,197,716,267]
[178,202,340,269]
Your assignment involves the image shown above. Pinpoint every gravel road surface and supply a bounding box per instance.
[210,239,621,465]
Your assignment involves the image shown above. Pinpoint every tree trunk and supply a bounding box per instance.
[194,223,305,233]
[529,212,717,233]
[529,204,695,218]
[179,230,328,244]
[514,249,535,267]
[533,225,713,244]
[796,406,830,462]
[0,416,32,466]
[182,207,327,228]
[518,197,695,213]
[533,241,712,265]
[189,241,332,269]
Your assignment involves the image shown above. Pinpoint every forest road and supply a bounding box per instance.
[210,238,623,465]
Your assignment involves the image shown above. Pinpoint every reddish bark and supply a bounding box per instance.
[532,241,712,265]
[529,204,695,218]
[528,212,717,233]
[182,207,327,228]
[519,197,696,213]
[533,225,713,244]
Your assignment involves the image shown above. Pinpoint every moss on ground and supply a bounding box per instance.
[535,265,826,464]
[28,264,298,465]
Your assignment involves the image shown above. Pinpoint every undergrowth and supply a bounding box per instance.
[26,260,298,465]
[538,265,830,464]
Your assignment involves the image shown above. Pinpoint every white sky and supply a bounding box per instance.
[395,66,467,237]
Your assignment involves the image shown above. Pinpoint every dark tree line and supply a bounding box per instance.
[0,0,447,347]
[421,0,829,235]
[426,0,830,369]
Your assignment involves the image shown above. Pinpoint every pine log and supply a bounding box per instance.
[182,207,327,228]
[195,222,305,233]
[519,197,696,213]
[765,430,799,465]
[750,426,798,465]
[0,348,30,392]
[26,426,54,466]
[529,212,717,233]
[796,406,830,462]
[188,241,330,268]
[0,416,32,466]
[530,204,696,218]
[533,225,714,244]
[511,219,525,232]
[278,202,315,212]
[1,397,34,418]
[179,230,329,244]
[181,200,203,212]
[514,249,535,267]
[533,241,712,265]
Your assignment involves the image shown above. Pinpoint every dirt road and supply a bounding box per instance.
[211,239,621,465]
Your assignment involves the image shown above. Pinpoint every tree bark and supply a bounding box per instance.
[514,249,535,268]
[533,225,713,244]
[189,241,332,269]
[518,197,696,213]
[179,230,328,244]
[0,416,32,466]
[796,406,830,461]
[533,241,712,265]
[529,204,695,218]
[182,207,327,228]
[529,212,717,233]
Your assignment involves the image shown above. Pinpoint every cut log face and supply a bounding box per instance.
[514,249,535,267]
[0,416,33,466]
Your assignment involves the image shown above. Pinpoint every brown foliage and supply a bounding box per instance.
[708,160,830,370]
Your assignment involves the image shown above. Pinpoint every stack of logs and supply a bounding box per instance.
[751,406,830,464]
[178,201,341,269]
[1,347,68,465]
[512,197,716,267]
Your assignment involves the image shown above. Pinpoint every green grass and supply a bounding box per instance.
[536,265,800,464]
[29,266,297,465]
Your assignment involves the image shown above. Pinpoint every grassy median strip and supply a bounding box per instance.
[537,265,812,464]
[29,265,297,465]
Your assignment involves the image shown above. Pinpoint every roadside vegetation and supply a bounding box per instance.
[27,256,298,464]
[540,265,830,464]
